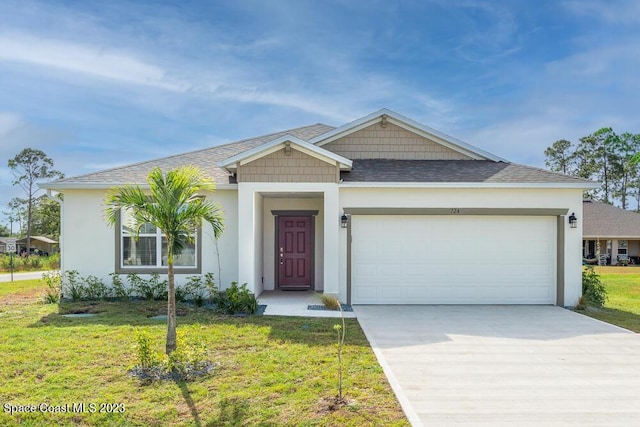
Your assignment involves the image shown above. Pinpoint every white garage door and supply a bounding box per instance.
[351,215,556,304]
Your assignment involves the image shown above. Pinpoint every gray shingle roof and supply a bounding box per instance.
[341,160,594,184]
[44,119,596,188]
[583,200,640,238]
[49,123,334,186]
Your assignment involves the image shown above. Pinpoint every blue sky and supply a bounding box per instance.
[1,0,639,228]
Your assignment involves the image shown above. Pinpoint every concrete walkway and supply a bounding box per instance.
[355,305,640,426]
[258,290,356,318]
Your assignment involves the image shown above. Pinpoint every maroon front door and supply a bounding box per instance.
[278,216,312,290]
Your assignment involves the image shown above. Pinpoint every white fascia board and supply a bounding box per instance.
[309,108,392,145]
[218,134,352,170]
[238,144,288,165]
[237,142,351,170]
[310,108,506,162]
[339,181,600,189]
[385,116,502,161]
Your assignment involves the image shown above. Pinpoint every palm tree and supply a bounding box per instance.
[105,166,224,354]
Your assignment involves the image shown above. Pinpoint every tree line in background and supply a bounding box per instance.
[544,127,640,210]
[3,149,63,253]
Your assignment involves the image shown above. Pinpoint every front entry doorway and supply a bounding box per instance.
[277,216,313,290]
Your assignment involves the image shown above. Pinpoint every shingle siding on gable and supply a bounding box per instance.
[322,122,472,160]
[238,148,338,183]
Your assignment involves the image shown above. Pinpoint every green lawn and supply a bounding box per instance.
[0,280,408,426]
[579,266,640,332]
[0,278,47,297]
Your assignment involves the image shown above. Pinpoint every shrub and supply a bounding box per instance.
[63,270,85,302]
[0,254,25,272]
[136,330,161,370]
[131,329,213,382]
[184,275,207,306]
[42,270,62,304]
[204,272,218,301]
[84,275,108,300]
[320,294,341,310]
[0,252,60,273]
[28,256,42,270]
[175,285,187,303]
[110,273,130,300]
[213,282,258,315]
[149,272,168,300]
[127,274,147,299]
[43,252,60,270]
[166,334,209,378]
[582,266,607,307]
[126,273,168,300]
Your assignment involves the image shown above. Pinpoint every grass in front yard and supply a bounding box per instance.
[0,281,408,426]
[579,266,640,332]
[0,278,46,299]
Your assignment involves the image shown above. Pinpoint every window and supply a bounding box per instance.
[618,240,628,256]
[116,209,200,274]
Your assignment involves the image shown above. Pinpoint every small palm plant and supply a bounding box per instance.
[105,166,224,354]
[333,300,346,403]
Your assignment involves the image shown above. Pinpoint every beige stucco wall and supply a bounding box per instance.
[60,188,239,290]
[239,148,338,182]
[323,122,472,160]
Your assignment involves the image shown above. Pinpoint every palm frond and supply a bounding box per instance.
[105,166,225,256]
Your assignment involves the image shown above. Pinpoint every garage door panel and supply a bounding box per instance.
[351,215,556,305]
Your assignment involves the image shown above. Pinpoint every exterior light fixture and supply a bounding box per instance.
[340,214,348,228]
[568,212,577,229]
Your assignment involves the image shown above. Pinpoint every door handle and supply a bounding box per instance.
[280,247,284,265]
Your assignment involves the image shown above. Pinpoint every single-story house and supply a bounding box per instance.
[583,199,640,265]
[40,109,597,306]
[1,236,57,255]
[0,237,9,254]
[17,236,58,255]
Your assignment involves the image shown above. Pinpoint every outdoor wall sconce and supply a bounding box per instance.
[568,212,577,229]
[340,213,348,228]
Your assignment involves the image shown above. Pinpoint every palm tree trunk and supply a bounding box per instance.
[166,261,177,354]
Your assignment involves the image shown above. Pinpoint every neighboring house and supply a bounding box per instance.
[40,109,597,306]
[0,236,58,255]
[583,199,640,265]
[16,236,58,255]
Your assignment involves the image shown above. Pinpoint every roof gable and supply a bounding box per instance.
[218,135,352,173]
[321,121,473,160]
[311,109,505,162]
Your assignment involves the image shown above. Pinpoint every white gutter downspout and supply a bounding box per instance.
[46,189,63,273]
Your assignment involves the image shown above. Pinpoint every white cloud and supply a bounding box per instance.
[0,33,190,91]
[0,112,23,138]
[562,0,640,25]
[468,116,580,167]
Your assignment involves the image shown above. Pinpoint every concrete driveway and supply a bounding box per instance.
[355,305,640,426]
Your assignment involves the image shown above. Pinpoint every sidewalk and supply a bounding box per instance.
[0,270,56,282]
